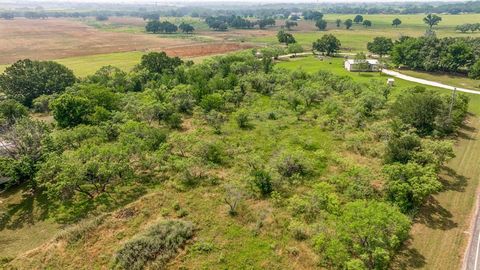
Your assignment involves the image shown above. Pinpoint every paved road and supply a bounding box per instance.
[382,69,480,95]
[465,194,480,270]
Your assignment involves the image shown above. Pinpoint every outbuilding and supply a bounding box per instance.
[344,59,381,72]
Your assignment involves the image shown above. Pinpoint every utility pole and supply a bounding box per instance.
[448,87,457,121]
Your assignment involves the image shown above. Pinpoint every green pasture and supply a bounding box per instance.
[253,13,480,51]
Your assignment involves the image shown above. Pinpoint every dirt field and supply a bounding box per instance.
[0,18,252,64]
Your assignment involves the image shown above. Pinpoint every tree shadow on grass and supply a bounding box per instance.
[414,196,457,230]
[392,240,426,269]
[0,186,51,231]
[440,166,468,193]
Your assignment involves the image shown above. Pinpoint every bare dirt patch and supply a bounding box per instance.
[0,18,252,64]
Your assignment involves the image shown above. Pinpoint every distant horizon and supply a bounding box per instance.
[0,0,470,4]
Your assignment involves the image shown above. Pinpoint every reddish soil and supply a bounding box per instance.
[0,18,253,64]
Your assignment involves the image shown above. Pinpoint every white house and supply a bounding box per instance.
[344,59,381,72]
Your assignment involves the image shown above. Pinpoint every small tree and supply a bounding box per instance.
[0,99,28,126]
[335,19,342,27]
[392,18,402,27]
[423,14,442,29]
[224,184,243,216]
[287,43,304,56]
[179,22,195,33]
[235,109,251,129]
[315,19,328,31]
[277,30,296,45]
[251,169,273,197]
[344,19,353,29]
[312,34,341,56]
[353,15,364,24]
[363,20,372,28]
[367,37,394,58]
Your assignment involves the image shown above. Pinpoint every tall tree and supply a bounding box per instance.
[277,30,296,45]
[0,59,75,107]
[392,18,402,27]
[315,19,328,30]
[367,37,394,57]
[344,19,353,29]
[353,14,364,24]
[363,20,372,28]
[312,34,341,56]
[423,14,442,29]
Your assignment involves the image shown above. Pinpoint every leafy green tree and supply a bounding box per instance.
[0,59,75,106]
[423,14,442,29]
[314,200,410,269]
[179,22,195,33]
[51,93,94,128]
[0,99,28,126]
[392,18,402,27]
[384,133,421,164]
[277,30,296,45]
[363,20,372,28]
[315,19,328,30]
[344,19,353,29]
[139,52,183,75]
[390,87,445,136]
[383,162,441,212]
[287,43,304,56]
[200,93,224,112]
[145,20,161,33]
[367,37,394,58]
[353,15,364,24]
[312,34,341,56]
[37,143,134,201]
[0,118,49,186]
[469,59,480,79]
[87,65,129,92]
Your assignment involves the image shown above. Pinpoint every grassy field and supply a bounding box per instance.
[252,14,480,51]
[0,50,249,77]
[278,55,480,269]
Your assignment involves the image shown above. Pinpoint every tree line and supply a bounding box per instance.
[205,15,275,31]
[145,20,195,34]
[391,36,480,78]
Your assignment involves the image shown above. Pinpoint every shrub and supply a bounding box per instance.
[198,142,224,164]
[167,113,183,129]
[251,169,273,197]
[277,154,308,178]
[54,215,106,245]
[235,109,251,129]
[32,95,55,113]
[113,220,194,270]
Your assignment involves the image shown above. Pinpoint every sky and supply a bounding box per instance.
[0,0,463,3]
